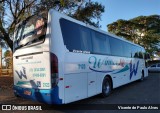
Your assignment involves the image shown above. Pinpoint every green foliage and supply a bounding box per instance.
[4,50,12,58]
[4,50,13,69]
[73,2,104,28]
[36,0,105,28]
[107,15,160,53]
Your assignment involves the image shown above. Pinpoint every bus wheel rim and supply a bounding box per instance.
[104,81,110,94]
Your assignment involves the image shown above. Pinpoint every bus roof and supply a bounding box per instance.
[49,9,144,49]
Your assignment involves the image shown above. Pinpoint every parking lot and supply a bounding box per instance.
[0,73,159,113]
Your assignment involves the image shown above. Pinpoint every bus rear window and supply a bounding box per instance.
[14,12,47,51]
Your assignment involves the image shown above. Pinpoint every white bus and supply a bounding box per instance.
[13,9,149,104]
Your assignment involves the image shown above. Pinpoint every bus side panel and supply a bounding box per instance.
[88,72,97,97]
[63,53,89,103]
[50,10,66,104]
[112,57,146,88]
[96,73,104,94]
[64,73,88,103]
[129,59,143,82]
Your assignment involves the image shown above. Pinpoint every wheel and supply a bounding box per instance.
[148,70,151,73]
[140,71,144,81]
[102,76,112,97]
[14,92,20,97]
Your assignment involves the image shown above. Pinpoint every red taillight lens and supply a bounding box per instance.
[50,53,58,87]
[50,53,58,73]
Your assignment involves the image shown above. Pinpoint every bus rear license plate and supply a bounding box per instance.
[24,90,31,95]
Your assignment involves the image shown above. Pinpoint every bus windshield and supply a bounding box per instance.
[14,12,47,51]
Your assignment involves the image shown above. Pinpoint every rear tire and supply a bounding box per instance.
[140,71,144,81]
[14,93,20,97]
[102,76,112,97]
[148,70,151,73]
[14,92,20,97]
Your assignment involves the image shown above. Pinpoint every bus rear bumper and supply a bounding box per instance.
[13,85,62,104]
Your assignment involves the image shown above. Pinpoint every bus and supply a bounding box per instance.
[13,9,149,104]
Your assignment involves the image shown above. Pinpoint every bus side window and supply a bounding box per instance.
[123,42,132,58]
[79,26,92,52]
[60,19,82,51]
[139,52,143,59]
[109,38,123,56]
[132,46,139,58]
[134,52,139,58]
[91,31,110,55]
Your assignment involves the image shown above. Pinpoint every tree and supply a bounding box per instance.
[0,0,36,51]
[4,50,12,58]
[36,0,104,27]
[4,50,12,69]
[0,1,7,49]
[72,1,104,28]
[0,0,104,51]
[0,38,7,48]
[107,15,160,53]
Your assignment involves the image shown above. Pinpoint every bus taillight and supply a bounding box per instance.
[50,53,59,87]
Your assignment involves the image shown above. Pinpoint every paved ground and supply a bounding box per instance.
[0,73,159,113]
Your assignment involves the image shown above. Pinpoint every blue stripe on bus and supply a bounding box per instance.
[13,85,62,104]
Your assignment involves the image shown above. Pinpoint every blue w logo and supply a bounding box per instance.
[15,67,27,79]
[130,61,139,80]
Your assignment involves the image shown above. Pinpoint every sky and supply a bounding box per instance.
[95,0,160,31]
